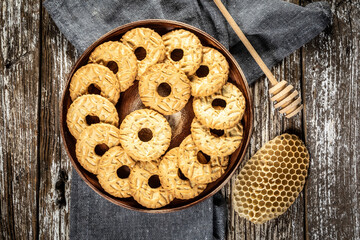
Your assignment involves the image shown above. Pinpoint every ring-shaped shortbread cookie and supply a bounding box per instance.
[130,162,175,209]
[191,118,243,157]
[119,109,171,161]
[162,29,203,76]
[97,146,136,198]
[159,147,207,199]
[69,63,120,104]
[89,41,137,92]
[66,95,119,139]
[76,123,121,174]
[139,63,191,115]
[121,27,165,78]
[179,135,229,184]
[189,47,229,97]
[193,82,246,130]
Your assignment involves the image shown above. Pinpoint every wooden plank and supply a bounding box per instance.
[303,0,360,239]
[37,7,78,240]
[0,0,41,239]
[225,0,307,237]
[226,44,305,240]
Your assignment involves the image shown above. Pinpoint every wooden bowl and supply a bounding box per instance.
[60,19,253,213]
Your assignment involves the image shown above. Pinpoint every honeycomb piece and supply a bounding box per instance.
[233,134,309,224]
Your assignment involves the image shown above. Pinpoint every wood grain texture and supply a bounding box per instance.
[224,0,307,238]
[225,51,305,239]
[1,0,359,239]
[302,0,360,239]
[0,0,40,239]
[38,8,78,240]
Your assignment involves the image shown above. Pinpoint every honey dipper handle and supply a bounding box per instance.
[213,0,278,86]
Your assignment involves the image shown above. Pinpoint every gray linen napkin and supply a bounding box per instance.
[44,0,331,239]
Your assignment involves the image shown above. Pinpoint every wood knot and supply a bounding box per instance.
[55,170,68,208]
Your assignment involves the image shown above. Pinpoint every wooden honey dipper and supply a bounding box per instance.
[213,0,303,118]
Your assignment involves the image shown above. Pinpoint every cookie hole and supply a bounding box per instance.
[170,48,184,61]
[94,144,109,156]
[197,151,211,164]
[116,165,130,179]
[88,84,101,95]
[106,61,118,74]
[212,98,227,110]
[178,168,188,180]
[138,128,153,142]
[210,129,224,137]
[148,175,161,189]
[196,65,209,78]
[134,47,146,61]
[85,115,100,125]
[157,82,172,97]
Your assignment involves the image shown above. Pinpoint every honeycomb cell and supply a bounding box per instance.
[233,134,309,224]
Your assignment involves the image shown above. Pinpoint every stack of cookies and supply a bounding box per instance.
[66,27,246,209]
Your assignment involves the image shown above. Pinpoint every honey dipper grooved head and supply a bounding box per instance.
[269,81,303,118]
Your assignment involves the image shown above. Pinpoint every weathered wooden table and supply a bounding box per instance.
[1,0,359,239]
